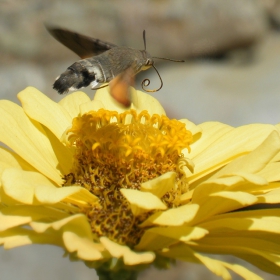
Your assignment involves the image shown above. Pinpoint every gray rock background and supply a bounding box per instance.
[1,0,280,279]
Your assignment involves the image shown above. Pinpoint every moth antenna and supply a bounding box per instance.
[153,56,185,63]
[143,30,147,50]
[141,64,163,92]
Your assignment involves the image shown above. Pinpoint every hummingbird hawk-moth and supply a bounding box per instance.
[46,25,184,106]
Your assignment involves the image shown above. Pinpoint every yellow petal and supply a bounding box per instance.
[131,89,166,115]
[148,225,208,242]
[120,189,166,216]
[194,253,234,280]
[237,249,280,276]
[35,184,98,206]
[0,146,36,176]
[195,253,263,280]
[0,100,62,184]
[57,215,105,261]
[191,191,257,224]
[136,226,208,251]
[93,87,128,112]
[160,244,232,280]
[100,237,155,265]
[220,261,263,280]
[192,235,280,275]
[79,99,104,115]
[180,189,194,204]
[42,127,73,175]
[140,172,176,198]
[2,168,55,204]
[258,162,280,182]
[228,172,268,187]
[93,87,166,115]
[189,124,276,183]
[188,121,233,159]
[31,214,91,235]
[0,228,35,248]
[0,205,68,231]
[193,173,268,202]
[18,87,72,140]
[0,227,62,249]
[161,244,262,279]
[136,230,177,251]
[0,208,31,231]
[211,131,280,178]
[140,204,199,227]
[58,91,91,119]
[63,231,105,260]
[199,209,280,233]
[257,188,280,203]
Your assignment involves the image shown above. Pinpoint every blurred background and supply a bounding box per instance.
[1,0,280,279]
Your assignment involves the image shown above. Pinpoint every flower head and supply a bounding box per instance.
[0,86,280,280]
[63,108,192,247]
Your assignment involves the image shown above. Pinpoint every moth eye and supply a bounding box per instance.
[146,58,153,65]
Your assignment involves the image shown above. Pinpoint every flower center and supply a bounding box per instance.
[63,109,192,246]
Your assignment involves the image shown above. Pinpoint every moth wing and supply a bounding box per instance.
[109,67,135,107]
[45,25,117,59]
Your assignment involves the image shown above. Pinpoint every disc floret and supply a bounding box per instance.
[64,109,192,245]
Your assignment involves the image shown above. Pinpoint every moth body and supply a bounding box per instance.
[53,47,153,94]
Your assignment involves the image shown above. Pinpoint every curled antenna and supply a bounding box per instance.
[141,64,163,92]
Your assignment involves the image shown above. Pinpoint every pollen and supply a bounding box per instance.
[63,109,192,246]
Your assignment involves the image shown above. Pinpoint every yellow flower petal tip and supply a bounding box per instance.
[141,172,176,198]
[100,237,155,265]
[120,188,167,216]
[140,204,200,227]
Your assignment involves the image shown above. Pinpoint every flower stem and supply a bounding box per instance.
[96,268,138,280]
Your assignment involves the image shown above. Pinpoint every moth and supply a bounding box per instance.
[46,25,184,106]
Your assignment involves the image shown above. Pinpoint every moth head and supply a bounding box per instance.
[141,53,154,70]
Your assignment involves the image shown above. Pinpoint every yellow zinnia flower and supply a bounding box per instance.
[0,86,280,280]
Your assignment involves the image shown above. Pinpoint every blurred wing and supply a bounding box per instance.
[109,67,135,107]
[45,25,117,59]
